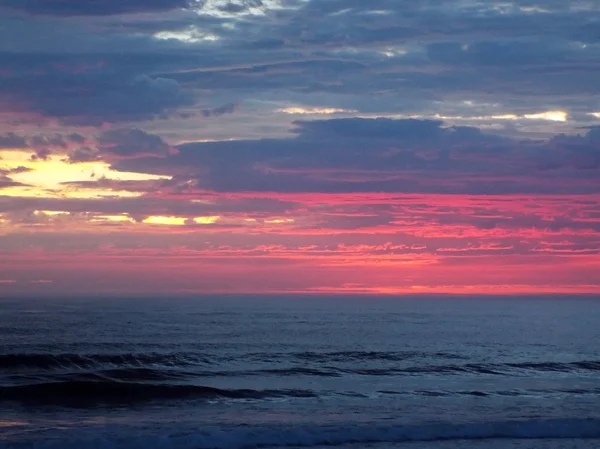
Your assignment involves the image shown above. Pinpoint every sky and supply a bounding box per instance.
[0,0,599,295]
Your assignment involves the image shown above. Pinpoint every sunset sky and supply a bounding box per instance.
[1,0,599,295]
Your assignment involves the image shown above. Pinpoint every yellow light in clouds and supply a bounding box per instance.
[431,113,519,121]
[143,216,188,226]
[523,110,567,122]
[590,112,600,118]
[277,107,357,115]
[360,110,567,122]
[193,216,219,224]
[36,210,69,216]
[92,215,136,223]
[265,218,294,224]
[0,150,170,199]
[436,111,567,122]
[141,216,220,225]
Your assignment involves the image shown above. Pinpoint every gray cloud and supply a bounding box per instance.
[0,42,199,125]
[201,103,238,117]
[216,0,265,13]
[29,135,68,149]
[0,0,599,137]
[0,167,32,175]
[2,0,600,296]
[546,127,600,170]
[0,175,27,188]
[1,0,194,16]
[96,128,176,159]
[7,74,194,126]
[0,133,27,149]
[67,133,86,144]
[67,147,100,163]
[109,118,600,195]
[0,195,297,218]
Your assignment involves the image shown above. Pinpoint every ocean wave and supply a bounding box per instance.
[2,353,600,378]
[0,352,209,370]
[2,419,599,449]
[291,350,465,362]
[0,380,316,405]
[379,388,600,397]
[3,376,599,406]
[0,351,459,370]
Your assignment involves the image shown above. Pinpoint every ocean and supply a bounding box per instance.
[0,295,599,449]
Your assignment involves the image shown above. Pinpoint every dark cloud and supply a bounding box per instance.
[546,127,600,170]
[108,118,599,195]
[0,166,32,175]
[67,147,100,164]
[1,0,194,16]
[217,0,264,13]
[30,148,51,161]
[0,53,197,125]
[201,103,238,117]
[426,41,571,67]
[0,1,598,175]
[0,133,27,149]
[1,0,599,130]
[60,177,164,193]
[293,118,449,140]
[0,194,297,218]
[26,134,72,159]
[29,135,68,149]
[67,133,86,144]
[57,75,192,125]
[0,175,27,188]
[96,128,176,159]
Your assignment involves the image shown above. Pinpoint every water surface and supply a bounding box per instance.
[1,295,599,448]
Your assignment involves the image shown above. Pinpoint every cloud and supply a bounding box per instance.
[0,133,27,149]
[0,175,27,188]
[96,128,177,160]
[1,184,598,295]
[1,0,600,295]
[0,133,93,160]
[426,41,571,67]
[67,147,100,163]
[0,166,32,175]
[0,194,297,221]
[28,134,69,159]
[545,127,600,170]
[201,103,238,117]
[1,0,195,16]
[59,74,196,125]
[0,65,196,126]
[215,0,265,14]
[1,0,599,135]
[29,135,68,149]
[291,117,452,140]
[110,117,599,195]
[67,133,86,144]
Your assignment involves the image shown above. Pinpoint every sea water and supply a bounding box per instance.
[1,295,599,448]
